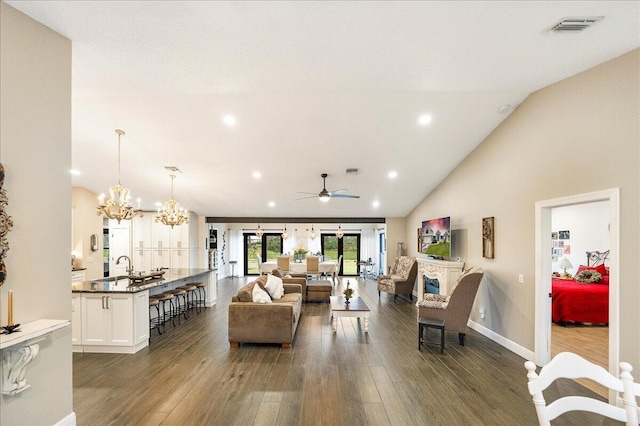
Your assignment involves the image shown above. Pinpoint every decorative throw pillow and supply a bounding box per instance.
[265,274,285,300]
[252,283,272,304]
[272,268,284,278]
[284,274,292,279]
[575,269,602,284]
[576,264,608,277]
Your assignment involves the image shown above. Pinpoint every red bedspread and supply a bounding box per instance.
[552,278,609,324]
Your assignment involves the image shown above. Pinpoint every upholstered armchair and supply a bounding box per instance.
[377,256,418,302]
[417,267,483,349]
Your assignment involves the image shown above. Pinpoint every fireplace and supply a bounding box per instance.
[416,257,464,301]
[424,276,440,294]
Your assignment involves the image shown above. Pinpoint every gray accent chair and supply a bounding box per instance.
[417,267,483,349]
[377,256,418,302]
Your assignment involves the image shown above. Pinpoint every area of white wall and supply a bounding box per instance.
[405,49,639,366]
[551,201,609,274]
[1,3,74,424]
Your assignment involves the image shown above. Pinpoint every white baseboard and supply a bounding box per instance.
[55,412,76,426]
[467,320,535,362]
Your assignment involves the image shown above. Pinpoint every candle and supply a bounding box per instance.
[8,290,13,326]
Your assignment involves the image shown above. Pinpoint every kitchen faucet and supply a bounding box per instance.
[116,255,133,274]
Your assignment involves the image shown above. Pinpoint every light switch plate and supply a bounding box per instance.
[518,274,524,284]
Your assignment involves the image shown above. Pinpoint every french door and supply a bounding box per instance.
[321,234,360,276]
[244,233,283,275]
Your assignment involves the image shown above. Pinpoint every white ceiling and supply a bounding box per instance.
[8,1,640,219]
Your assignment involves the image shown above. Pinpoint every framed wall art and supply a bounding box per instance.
[482,217,494,259]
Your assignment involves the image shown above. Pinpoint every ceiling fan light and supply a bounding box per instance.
[319,194,330,202]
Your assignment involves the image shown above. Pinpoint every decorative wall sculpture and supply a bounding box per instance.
[0,163,14,286]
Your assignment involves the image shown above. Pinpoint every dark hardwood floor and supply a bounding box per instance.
[73,276,615,425]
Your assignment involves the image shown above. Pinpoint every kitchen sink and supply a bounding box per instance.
[90,275,129,283]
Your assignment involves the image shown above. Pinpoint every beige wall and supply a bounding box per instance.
[0,3,74,424]
[406,49,640,365]
[384,217,407,269]
[72,187,104,280]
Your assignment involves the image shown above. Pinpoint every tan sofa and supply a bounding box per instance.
[228,275,303,348]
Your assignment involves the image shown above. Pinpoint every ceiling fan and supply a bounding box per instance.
[296,173,360,202]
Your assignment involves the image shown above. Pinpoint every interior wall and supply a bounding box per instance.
[72,186,103,280]
[551,201,609,274]
[405,49,639,365]
[0,3,74,424]
[385,217,407,270]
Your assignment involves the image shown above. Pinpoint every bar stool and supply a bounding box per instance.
[149,298,163,338]
[193,282,206,309]
[177,284,200,314]
[165,288,189,323]
[150,293,176,329]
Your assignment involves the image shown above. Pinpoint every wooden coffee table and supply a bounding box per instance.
[330,296,370,333]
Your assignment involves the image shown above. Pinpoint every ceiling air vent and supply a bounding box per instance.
[547,17,604,33]
[345,168,359,175]
[164,166,182,173]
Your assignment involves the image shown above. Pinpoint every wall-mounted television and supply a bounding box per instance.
[420,216,451,258]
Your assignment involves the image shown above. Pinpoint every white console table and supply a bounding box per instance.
[416,257,464,301]
[1,319,70,396]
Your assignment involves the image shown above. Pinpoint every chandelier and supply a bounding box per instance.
[256,224,264,237]
[96,129,142,223]
[156,174,189,228]
[308,225,316,240]
[282,226,289,240]
[335,225,344,239]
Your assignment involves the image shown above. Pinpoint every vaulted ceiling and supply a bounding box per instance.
[9,1,639,218]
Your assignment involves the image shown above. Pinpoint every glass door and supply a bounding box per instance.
[321,233,360,276]
[244,233,283,275]
[244,234,262,275]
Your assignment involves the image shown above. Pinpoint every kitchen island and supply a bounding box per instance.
[72,268,216,354]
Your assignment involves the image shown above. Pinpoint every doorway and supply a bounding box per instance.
[534,188,619,402]
[321,233,360,276]
[243,233,283,275]
[108,224,130,276]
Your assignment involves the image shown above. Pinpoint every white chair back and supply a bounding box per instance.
[256,255,263,274]
[525,352,640,425]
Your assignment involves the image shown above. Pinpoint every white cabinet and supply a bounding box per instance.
[171,224,189,249]
[170,249,190,269]
[133,248,153,272]
[79,291,149,353]
[132,215,152,249]
[152,248,171,269]
[130,211,194,269]
[71,295,82,349]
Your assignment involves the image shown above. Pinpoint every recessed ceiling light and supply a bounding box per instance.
[388,171,398,179]
[372,200,380,208]
[70,169,81,175]
[268,201,275,207]
[497,104,511,114]
[418,114,432,126]
[223,115,237,127]
[155,202,162,207]
[252,171,261,179]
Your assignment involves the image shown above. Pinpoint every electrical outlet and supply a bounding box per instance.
[479,307,486,319]
[518,274,524,284]
[87,257,93,263]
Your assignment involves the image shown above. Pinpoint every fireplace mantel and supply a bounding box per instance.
[416,257,464,300]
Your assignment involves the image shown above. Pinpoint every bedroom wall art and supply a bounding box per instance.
[482,217,494,259]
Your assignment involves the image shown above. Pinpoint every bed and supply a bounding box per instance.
[551,251,609,325]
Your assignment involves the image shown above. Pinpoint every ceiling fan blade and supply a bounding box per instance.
[296,191,319,195]
[329,189,347,195]
[294,195,319,201]
[331,194,360,199]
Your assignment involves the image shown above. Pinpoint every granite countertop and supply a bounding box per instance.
[72,268,212,293]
